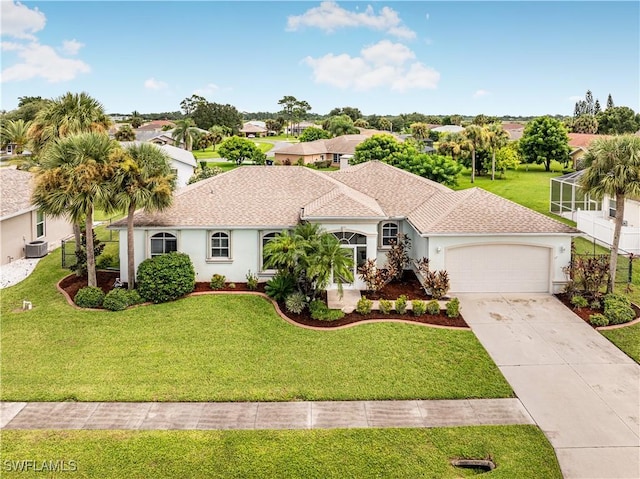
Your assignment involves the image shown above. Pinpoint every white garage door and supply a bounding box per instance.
[445,244,551,293]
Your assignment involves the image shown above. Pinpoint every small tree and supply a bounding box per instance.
[218,136,266,165]
[299,126,331,142]
[519,116,570,171]
[114,124,136,141]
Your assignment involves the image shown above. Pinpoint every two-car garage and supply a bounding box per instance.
[444,243,553,293]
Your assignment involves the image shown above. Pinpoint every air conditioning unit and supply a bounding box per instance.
[25,240,48,258]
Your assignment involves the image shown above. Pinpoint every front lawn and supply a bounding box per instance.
[1,426,561,478]
[1,251,512,402]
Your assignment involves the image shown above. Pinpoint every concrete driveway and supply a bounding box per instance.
[459,294,639,479]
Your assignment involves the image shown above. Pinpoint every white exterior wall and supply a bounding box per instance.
[172,161,195,189]
[427,235,572,293]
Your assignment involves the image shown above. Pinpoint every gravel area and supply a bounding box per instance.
[0,257,41,289]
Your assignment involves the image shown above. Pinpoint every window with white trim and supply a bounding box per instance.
[380,222,399,247]
[36,211,45,238]
[150,232,177,257]
[210,231,230,259]
[608,199,616,218]
[261,231,280,270]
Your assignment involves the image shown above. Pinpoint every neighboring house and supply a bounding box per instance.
[0,168,74,266]
[502,122,525,141]
[110,161,577,293]
[143,127,208,150]
[567,133,609,168]
[432,125,465,134]
[136,120,176,132]
[550,170,639,254]
[119,142,197,189]
[273,134,371,165]
[286,121,316,136]
[239,123,267,138]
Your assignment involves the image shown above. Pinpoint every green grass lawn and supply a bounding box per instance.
[1,250,512,402]
[1,426,561,478]
[192,146,221,160]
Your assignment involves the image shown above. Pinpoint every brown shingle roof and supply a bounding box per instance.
[409,188,577,234]
[0,168,35,218]
[568,133,609,149]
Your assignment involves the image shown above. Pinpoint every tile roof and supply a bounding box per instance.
[568,133,609,149]
[409,188,577,234]
[110,160,578,236]
[275,134,371,157]
[137,120,176,131]
[0,168,35,218]
[241,123,267,133]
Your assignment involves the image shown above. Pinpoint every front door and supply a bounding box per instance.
[333,231,367,290]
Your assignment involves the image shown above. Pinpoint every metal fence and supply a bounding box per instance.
[61,218,119,270]
[569,240,636,293]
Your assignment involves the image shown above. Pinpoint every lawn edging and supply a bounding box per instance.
[596,305,640,330]
[56,276,468,331]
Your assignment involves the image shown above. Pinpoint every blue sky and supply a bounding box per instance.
[1,1,638,116]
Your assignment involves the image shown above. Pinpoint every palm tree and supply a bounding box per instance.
[32,132,118,287]
[1,119,32,155]
[379,118,392,132]
[307,233,354,297]
[112,143,176,289]
[172,118,198,151]
[463,125,489,183]
[208,125,226,150]
[579,135,640,293]
[410,122,430,143]
[437,132,470,163]
[486,124,510,181]
[28,92,111,155]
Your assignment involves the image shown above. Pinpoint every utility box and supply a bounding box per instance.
[25,240,48,258]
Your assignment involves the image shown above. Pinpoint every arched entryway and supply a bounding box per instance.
[332,231,367,289]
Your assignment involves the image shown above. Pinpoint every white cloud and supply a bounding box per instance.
[303,40,439,92]
[287,1,416,40]
[473,89,490,98]
[193,83,220,96]
[144,77,168,91]
[60,39,84,55]
[0,1,46,40]
[0,41,90,83]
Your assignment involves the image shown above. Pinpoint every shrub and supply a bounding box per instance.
[265,272,295,302]
[446,298,460,318]
[590,299,602,311]
[379,299,393,315]
[412,300,426,316]
[589,313,609,327]
[96,253,115,270]
[296,157,305,166]
[126,290,144,305]
[210,274,226,290]
[356,296,373,315]
[74,286,105,308]
[103,288,130,311]
[604,294,635,325]
[313,160,331,169]
[570,255,610,296]
[246,270,259,291]
[424,270,450,300]
[385,234,411,282]
[285,292,307,314]
[571,295,588,309]
[426,299,440,315]
[358,259,391,293]
[136,252,195,304]
[228,282,236,289]
[395,295,408,315]
[309,299,344,321]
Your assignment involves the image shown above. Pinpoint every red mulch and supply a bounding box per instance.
[555,293,640,328]
[58,270,467,329]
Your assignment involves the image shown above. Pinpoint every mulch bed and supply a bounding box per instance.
[59,271,467,329]
[555,293,640,328]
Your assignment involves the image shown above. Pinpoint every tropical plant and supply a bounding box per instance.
[208,125,226,150]
[114,124,136,141]
[570,295,588,309]
[112,143,175,289]
[572,115,598,134]
[246,270,259,290]
[264,272,296,302]
[210,274,226,290]
[385,234,411,282]
[32,132,118,287]
[424,270,450,300]
[309,299,345,321]
[463,124,489,183]
[579,135,640,292]
[285,291,307,314]
[358,259,392,293]
[486,123,511,180]
[519,116,570,171]
[1,119,32,154]
[171,118,199,151]
[437,132,470,163]
[69,228,105,278]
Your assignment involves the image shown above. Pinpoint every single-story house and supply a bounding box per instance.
[286,121,316,136]
[567,133,609,168]
[432,125,465,134]
[273,134,372,165]
[119,142,197,189]
[239,123,267,138]
[110,161,577,293]
[0,168,74,265]
[136,120,176,132]
[502,122,525,141]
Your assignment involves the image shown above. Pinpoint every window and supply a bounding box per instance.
[36,211,45,238]
[261,231,279,270]
[608,199,616,218]
[381,222,399,247]
[210,231,230,259]
[332,153,340,164]
[150,232,177,257]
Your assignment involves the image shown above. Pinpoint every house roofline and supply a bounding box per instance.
[107,224,296,231]
[421,232,580,237]
[1,205,37,221]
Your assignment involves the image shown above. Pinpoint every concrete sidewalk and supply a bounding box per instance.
[1,399,533,430]
[459,294,640,479]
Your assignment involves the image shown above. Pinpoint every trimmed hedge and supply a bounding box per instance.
[103,288,130,311]
[136,252,195,303]
[74,286,105,308]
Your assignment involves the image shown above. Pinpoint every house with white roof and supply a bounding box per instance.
[119,142,197,188]
[110,161,577,293]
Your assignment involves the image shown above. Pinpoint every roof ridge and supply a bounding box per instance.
[409,188,476,228]
[306,167,384,215]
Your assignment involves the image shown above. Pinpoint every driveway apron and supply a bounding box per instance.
[459,293,640,479]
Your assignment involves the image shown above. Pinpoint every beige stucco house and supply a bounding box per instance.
[0,168,74,265]
[273,134,372,165]
[110,161,577,293]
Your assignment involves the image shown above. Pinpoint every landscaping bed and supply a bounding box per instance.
[555,292,640,328]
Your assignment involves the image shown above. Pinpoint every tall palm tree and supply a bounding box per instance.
[171,118,198,151]
[463,125,489,183]
[307,233,354,298]
[437,132,470,163]
[112,143,176,289]
[486,123,511,181]
[28,92,111,155]
[208,125,226,150]
[32,132,118,287]
[1,119,32,154]
[579,135,640,293]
